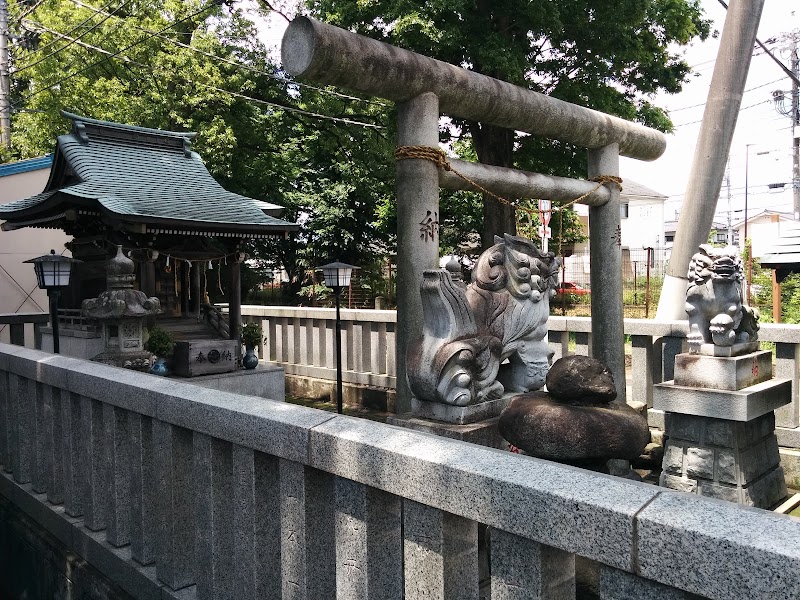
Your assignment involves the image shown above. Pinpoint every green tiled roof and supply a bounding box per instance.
[0,113,298,236]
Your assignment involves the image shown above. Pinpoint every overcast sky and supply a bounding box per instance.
[248,1,799,227]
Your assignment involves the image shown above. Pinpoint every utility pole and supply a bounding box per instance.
[0,0,11,149]
[772,34,800,219]
[656,0,765,320]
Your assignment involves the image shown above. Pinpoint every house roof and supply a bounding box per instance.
[621,179,666,200]
[0,155,53,178]
[759,221,800,280]
[731,210,794,230]
[0,112,298,238]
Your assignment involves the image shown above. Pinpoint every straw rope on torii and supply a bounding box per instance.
[394,144,622,255]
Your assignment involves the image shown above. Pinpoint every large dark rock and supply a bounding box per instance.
[498,392,650,463]
[545,355,616,405]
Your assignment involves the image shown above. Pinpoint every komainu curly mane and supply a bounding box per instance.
[407,234,560,406]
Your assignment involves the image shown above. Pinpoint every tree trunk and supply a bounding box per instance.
[470,121,517,249]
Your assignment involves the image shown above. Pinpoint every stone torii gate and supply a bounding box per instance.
[282,17,666,412]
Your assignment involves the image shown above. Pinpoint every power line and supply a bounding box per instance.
[62,0,388,107]
[14,0,130,73]
[14,21,385,130]
[667,77,787,113]
[673,99,771,128]
[11,1,218,107]
[13,0,117,61]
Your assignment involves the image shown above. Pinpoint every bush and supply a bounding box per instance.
[241,322,262,348]
[144,326,174,358]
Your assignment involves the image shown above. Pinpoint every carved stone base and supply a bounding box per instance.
[660,412,787,509]
[410,394,514,424]
[674,351,773,391]
[386,414,506,449]
[91,350,153,372]
[694,341,759,357]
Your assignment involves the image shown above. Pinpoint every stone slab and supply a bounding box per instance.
[636,490,800,599]
[181,363,286,401]
[673,351,773,391]
[386,414,506,449]
[653,378,791,421]
[410,394,513,424]
[694,341,759,357]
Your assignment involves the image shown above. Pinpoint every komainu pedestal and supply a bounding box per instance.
[655,348,790,508]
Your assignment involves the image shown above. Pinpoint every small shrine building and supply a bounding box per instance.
[0,112,298,339]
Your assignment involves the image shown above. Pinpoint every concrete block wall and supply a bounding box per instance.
[1,344,800,599]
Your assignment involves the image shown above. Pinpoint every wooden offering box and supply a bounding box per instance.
[173,339,239,377]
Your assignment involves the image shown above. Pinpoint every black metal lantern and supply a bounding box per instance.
[24,250,82,353]
[319,261,356,291]
[317,261,358,414]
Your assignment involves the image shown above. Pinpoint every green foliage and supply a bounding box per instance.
[144,326,174,358]
[240,322,262,348]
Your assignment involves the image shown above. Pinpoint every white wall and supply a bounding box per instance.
[620,197,665,250]
[0,166,71,320]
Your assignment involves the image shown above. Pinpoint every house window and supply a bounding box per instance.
[620,203,629,219]
[715,232,728,244]
[665,233,675,243]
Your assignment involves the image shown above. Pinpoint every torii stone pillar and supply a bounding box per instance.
[395,93,440,412]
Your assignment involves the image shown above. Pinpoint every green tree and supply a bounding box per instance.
[308,0,710,248]
[5,0,394,293]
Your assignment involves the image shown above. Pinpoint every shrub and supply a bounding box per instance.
[144,326,174,358]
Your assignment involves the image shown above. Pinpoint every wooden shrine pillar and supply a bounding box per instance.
[229,251,244,340]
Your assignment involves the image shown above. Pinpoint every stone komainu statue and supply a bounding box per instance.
[407,234,560,406]
[685,244,759,351]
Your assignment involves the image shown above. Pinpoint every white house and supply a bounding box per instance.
[0,155,71,323]
[563,179,667,284]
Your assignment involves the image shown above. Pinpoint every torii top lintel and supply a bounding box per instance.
[281,17,666,162]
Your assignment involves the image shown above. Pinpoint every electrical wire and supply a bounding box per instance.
[11,1,220,108]
[13,21,386,130]
[13,0,120,64]
[63,0,388,107]
[673,99,772,128]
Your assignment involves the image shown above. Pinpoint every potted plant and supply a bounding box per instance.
[240,321,261,369]
[145,326,174,376]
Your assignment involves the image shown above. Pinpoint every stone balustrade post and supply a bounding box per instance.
[154,420,195,590]
[44,386,64,505]
[32,382,47,493]
[0,370,9,471]
[573,332,591,357]
[403,500,479,600]
[81,397,109,531]
[10,374,33,484]
[62,391,84,517]
[334,477,403,599]
[279,459,335,599]
[548,330,569,363]
[229,447,281,600]
[631,335,655,408]
[775,342,800,429]
[129,412,156,565]
[104,404,131,547]
[490,529,575,599]
[194,433,235,600]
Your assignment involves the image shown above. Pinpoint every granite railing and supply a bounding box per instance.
[0,312,47,348]
[1,344,799,599]
[238,305,397,390]
[238,306,800,432]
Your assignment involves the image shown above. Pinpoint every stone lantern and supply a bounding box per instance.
[82,246,161,370]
